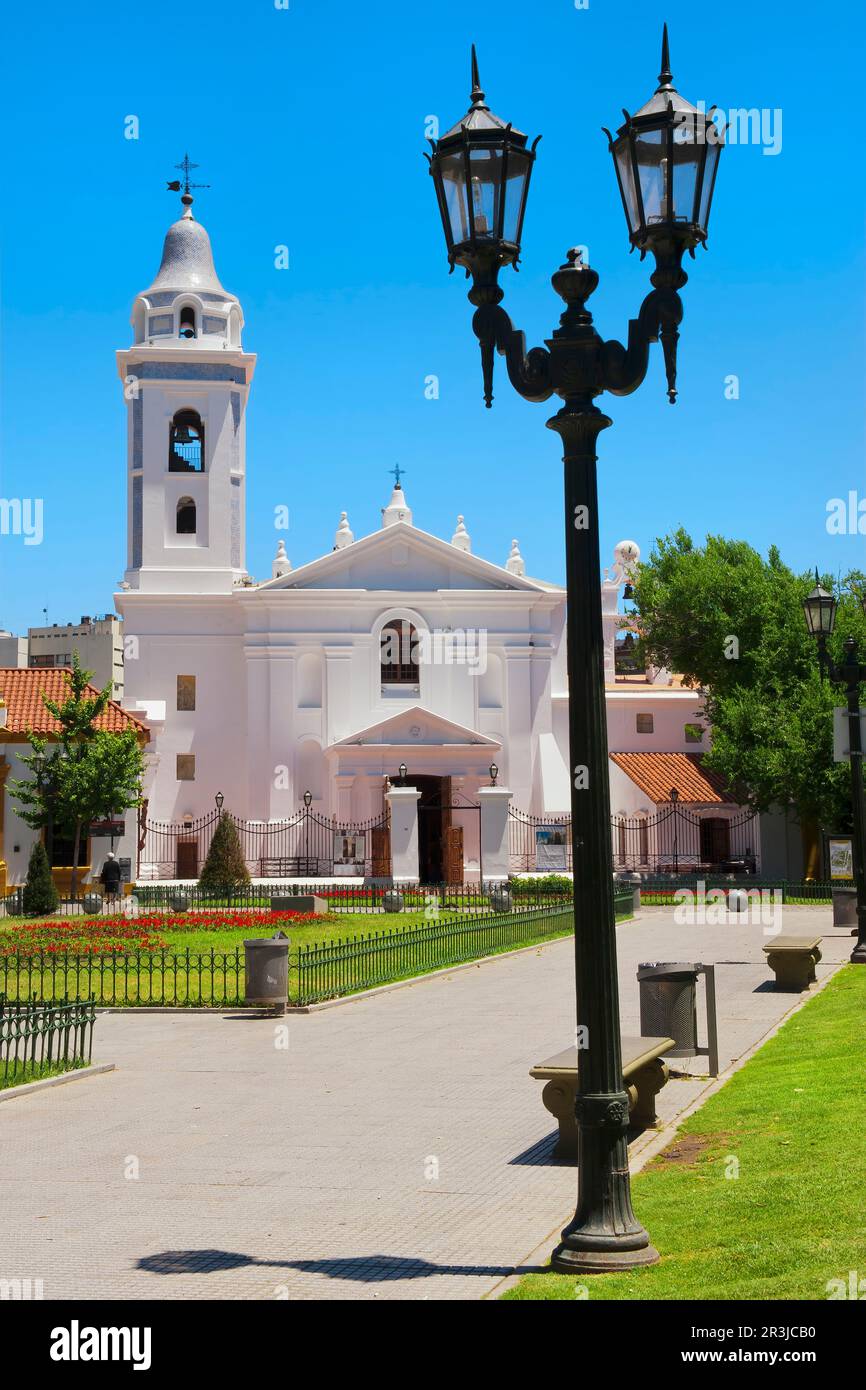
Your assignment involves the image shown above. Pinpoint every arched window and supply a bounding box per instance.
[380,620,418,685]
[169,410,205,472]
[179,305,197,339]
[176,496,196,535]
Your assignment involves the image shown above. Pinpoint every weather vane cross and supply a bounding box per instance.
[166,153,210,198]
[390,464,406,486]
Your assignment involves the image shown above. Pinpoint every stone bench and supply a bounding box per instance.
[530,1035,676,1160]
[762,934,822,991]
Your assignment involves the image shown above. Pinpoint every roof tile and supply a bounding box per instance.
[0,668,148,739]
[610,751,733,805]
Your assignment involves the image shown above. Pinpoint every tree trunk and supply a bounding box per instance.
[801,816,821,882]
[70,820,82,901]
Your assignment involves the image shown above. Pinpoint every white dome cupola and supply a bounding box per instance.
[381,466,412,528]
[130,160,244,350]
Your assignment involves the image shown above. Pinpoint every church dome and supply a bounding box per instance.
[143,203,231,298]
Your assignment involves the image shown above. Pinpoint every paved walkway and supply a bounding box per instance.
[0,906,851,1301]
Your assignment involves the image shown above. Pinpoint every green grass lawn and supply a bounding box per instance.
[0,1058,88,1092]
[506,966,866,1301]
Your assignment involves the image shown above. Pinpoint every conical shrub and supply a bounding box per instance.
[198,814,251,893]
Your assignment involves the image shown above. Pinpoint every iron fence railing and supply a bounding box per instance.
[139,808,388,881]
[0,993,96,1086]
[132,881,575,914]
[0,895,637,1008]
[637,877,849,903]
[509,804,761,875]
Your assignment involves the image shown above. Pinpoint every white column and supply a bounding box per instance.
[478,786,513,883]
[385,786,422,885]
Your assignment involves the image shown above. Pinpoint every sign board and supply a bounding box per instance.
[333,832,365,867]
[89,819,126,837]
[827,837,854,882]
[833,708,866,763]
[535,825,568,871]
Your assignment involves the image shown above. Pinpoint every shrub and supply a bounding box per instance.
[22,841,59,916]
[198,815,251,893]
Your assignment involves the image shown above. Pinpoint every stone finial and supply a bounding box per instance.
[451,514,471,552]
[381,481,412,529]
[505,538,525,577]
[272,538,291,579]
[334,511,355,549]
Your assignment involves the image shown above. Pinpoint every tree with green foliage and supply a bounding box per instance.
[10,655,146,900]
[198,812,251,892]
[631,529,866,870]
[22,840,59,916]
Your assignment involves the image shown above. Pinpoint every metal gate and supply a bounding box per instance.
[414,779,481,884]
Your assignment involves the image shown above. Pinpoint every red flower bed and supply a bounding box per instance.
[0,921,169,955]
[0,909,336,956]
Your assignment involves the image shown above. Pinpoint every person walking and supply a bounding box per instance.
[100,851,123,905]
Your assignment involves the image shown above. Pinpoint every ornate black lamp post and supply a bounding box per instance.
[214,791,225,818]
[428,28,723,1273]
[669,786,680,874]
[489,762,499,787]
[802,578,866,964]
[302,789,313,872]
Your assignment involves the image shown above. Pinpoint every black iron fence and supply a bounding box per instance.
[0,895,637,1008]
[637,877,849,903]
[131,880,574,914]
[139,808,389,881]
[510,804,760,875]
[0,993,96,1086]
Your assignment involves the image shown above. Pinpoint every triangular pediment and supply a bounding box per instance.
[257,523,552,594]
[328,705,501,751]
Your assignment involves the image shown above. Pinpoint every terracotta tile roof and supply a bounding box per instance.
[609,751,733,804]
[0,668,148,739]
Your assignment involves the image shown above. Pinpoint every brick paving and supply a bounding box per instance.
[0,905,851,1301]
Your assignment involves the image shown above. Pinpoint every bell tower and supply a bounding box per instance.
[117,164,256,594]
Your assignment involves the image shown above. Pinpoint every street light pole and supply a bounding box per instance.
[802,578,866,964]
[427,28,724,1272]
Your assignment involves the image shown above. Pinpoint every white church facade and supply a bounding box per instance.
[106,191,788,887]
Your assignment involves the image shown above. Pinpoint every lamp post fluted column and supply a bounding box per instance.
[803,583,866,965]
[842,640,866,963]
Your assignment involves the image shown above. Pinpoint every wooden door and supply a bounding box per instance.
[444,825,463,885]
[371,826,391,878]
[176,838,198,880]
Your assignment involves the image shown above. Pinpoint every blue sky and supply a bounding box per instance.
[1,0,863,633]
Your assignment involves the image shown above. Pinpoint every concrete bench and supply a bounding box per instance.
[762,934,822,991]
[530,1035,676,1160]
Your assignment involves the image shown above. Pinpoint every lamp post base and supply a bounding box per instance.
[850,939,866,965]
[551,1240,659,1275]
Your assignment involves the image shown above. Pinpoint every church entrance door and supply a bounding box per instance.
[406,775,478,885]
[176,838,198,880]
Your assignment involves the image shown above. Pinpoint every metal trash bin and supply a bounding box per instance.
[244,930,291,1012]
[637,961,701,1058]
[832,887,857,929]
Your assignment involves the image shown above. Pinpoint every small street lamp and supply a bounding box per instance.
[398,763,408,786]
[489,762,499,787]
[428,26,724,1274]
[302,790,313,873]
[214,791,225,818]
[802,575,866,964]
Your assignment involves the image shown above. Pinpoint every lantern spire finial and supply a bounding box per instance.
[657,23,675,92]
[470,44,486,108]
